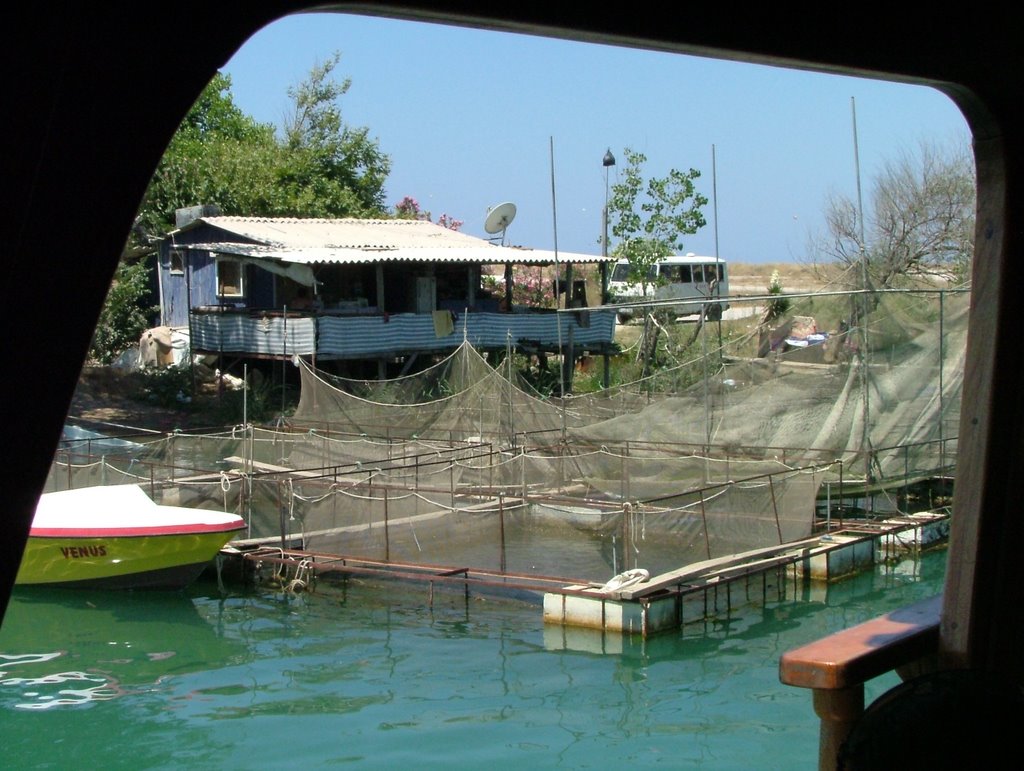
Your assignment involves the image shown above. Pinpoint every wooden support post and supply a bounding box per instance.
[812,686,864,771]
[384,488,390,562]
[498,493,506,574]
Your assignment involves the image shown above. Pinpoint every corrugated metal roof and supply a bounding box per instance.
[188,243,603,266]
[188,216,488,249]
[176,216,608,265]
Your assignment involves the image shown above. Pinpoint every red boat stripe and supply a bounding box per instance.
[30,522,246,538]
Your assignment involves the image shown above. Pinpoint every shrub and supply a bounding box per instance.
[135,366,194,409]
[90,261,157,364]
[764,270,791,322]
[482,267,555,308]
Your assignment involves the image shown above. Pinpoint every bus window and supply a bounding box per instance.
[661,265,692,283]
[692,265,704,283]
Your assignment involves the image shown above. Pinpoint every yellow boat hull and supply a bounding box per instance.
[16,529,243,589]
[16,485,246,589]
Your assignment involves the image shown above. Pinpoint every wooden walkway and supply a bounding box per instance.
[224,512,948,610]
[229,545,592,599]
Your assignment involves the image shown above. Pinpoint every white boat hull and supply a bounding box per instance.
[16,485,245,589]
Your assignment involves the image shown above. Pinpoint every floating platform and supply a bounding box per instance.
[543,511,950,637]
[221,510,949,639]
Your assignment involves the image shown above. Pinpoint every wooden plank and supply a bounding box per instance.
[780,594,942,691]
[223,456,299,473]
[619,536,823,599]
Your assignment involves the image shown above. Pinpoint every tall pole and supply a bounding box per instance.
[603,148,616,267]
[603,167,609,260]
[712,145,723,352]
[851,96,873,493]
[550,137,566,438]
[712,144,720,261]
[852,98,867,252]
[602,148,616,389]
[939,290,945,471]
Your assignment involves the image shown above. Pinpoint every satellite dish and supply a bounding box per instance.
[484,202,517,243]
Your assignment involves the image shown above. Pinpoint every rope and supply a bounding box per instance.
[220,471,233,512]
[597,568,649,593]
[285,558,313,593]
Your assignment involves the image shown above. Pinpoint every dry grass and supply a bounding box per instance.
[728,261,838,295]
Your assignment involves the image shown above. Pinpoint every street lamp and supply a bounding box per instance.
[602,148,616,245]
[602,148,616,297]
[602,148,616,258]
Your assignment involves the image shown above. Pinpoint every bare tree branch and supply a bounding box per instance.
[810,139,974,288]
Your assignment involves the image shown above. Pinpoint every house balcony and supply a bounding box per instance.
[189,306,618,360]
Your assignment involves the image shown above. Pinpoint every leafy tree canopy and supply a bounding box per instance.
[89,260,157,363]
[277,52,390,218]
[607,147,708,295]
[133,54,391,255]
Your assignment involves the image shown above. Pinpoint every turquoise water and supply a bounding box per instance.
[0,551,946,769]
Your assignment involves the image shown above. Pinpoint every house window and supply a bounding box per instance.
[217,260,245,297]
[169,250,184,275]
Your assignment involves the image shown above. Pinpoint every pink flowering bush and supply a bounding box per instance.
[394,196,463,231]
[482,266,555,308]
[436,212,464,231]
[395,195,424,219]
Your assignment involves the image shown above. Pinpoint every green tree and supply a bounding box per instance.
[89,260,156,363]
[606,147,708,378]
[134,56,391,253]
[813,140,975,288]
[607,147,708,295]
[278,52,390,217]
[106,58,392,362]
[132,72,278,255]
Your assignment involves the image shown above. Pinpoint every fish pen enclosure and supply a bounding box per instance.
[224,443,833,580]
[47,286,964,585]
[47,428,832,581]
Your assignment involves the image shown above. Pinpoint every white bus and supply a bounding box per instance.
[608,253,729,321]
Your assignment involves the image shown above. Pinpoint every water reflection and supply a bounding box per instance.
[0,552,948,769]
[0,663,122,710]
[0,587,245,712]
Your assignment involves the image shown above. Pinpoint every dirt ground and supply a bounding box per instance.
[68,366,216,433]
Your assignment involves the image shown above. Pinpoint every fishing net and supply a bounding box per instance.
[47,287,965,582]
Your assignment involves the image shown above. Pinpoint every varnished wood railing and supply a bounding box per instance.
[779,594,942,770]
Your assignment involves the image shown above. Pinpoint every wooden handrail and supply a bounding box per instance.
[779,594,942,770]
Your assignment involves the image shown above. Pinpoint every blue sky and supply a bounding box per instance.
[220,12,970,264]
